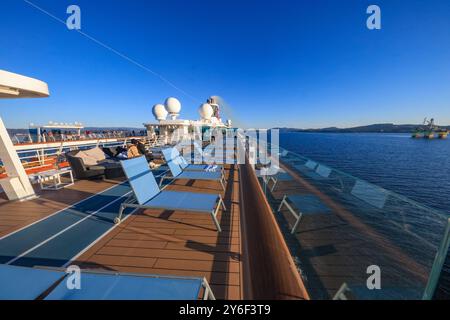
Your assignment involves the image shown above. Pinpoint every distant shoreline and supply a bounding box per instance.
[275,123,450,134]
[279,131,413,134]
[7,123,450,135]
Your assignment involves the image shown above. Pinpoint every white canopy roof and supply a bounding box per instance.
[0,69,49,99]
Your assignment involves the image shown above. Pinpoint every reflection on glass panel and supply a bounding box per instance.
[256,144,450,300]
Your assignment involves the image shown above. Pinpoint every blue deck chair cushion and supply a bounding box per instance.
[173,155,189,169]
[167,158,183,177]
[0,265,65,300]
[174,155,221,171]
[287,194,332,215]
[120,157,160,205]
[167,146,225,172]
[166,157,222,180]
[162,147,180,162]
[177,158,223,172]
[177,170,222,181]
[45,272,203,300]
[183,164,209,171]
[145,191,219,212]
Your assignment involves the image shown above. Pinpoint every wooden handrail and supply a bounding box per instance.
[238,162,310,300]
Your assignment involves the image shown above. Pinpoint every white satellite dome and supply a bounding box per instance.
[165,97,181,115]
[152,103,168,120]
[199,103,214,120]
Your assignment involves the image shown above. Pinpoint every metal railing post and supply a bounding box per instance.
[423,218,450,300]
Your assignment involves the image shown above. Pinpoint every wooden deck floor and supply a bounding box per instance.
[0,178,123,238]
[73,166,242,300]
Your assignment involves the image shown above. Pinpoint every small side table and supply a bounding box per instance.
[38,169,74,190]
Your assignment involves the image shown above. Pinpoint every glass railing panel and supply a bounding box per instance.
[256,145,450,300]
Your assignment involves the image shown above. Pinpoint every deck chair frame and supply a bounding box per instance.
[333,282,351,300]
[267,172,292,192]
[160,147,226,190]
[176,154,225,176]
[115,192,226,232]
[277,195,303,234]
[159,162,226,191]
[114,156,227,232]
[36,266,216,300]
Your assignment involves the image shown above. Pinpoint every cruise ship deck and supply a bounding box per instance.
[0,148,313,300]
[1,137,450,301]
[0,78,448,300]
[73,166,242,300]
[0,166,243,299]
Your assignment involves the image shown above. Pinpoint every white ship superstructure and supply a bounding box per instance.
[144,96,232,144]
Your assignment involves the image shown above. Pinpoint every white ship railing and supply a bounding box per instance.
[0,135,159,173]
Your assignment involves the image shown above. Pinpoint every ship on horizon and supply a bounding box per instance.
[412,118,448,139]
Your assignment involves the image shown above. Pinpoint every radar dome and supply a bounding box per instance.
[199,103,214,120]
[165,97,181,114]
[152,103,168,120]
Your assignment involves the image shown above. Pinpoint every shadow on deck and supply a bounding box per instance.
[73,166,242,300]
[0,178,123,238]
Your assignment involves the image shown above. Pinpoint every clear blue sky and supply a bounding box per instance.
[1,0,450,129]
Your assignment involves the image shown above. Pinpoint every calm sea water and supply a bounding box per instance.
[279,132,450,299]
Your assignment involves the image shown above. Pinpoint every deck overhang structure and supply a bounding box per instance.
[0,70,50,201]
